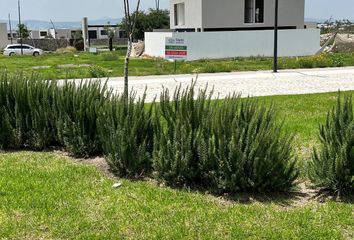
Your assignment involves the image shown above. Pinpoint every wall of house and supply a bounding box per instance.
[30,30,40,39]
[0,23,10,49]
[202,0,304,29]
[170,0,203,30]
[145,29,320,60]
[170,0,305,30]
[49,29,72,39]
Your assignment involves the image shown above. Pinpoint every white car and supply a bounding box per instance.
[3,44,44,56]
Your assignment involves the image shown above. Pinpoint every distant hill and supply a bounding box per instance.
[0,18,122,30]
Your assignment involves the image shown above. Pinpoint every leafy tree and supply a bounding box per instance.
[17,23,29,39]
[104,22,118,51]
[120,8,169,41]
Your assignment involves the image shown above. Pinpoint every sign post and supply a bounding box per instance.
[165,37,188,74]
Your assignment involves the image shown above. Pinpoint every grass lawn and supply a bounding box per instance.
[0,91,353,239]
[1,152,353,240]
[0,51,353,80]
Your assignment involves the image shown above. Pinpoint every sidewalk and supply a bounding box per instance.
[77,67,354,102]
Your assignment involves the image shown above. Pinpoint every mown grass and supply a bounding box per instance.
[0,91,353,239]
[0,152,353,239]
[257,91,353,174]
[0,52,353,79]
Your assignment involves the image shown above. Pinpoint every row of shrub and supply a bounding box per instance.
[0,73,352,194]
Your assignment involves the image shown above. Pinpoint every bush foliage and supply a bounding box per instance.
[153,84,298,192]
[55,81,108,157]
[0,74,299,192]
[98,93,154,177]
[311,96,354,195]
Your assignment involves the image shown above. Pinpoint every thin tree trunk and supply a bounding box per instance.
[109,37,113,51]
[123,0,141,100]
[124,35,133,99]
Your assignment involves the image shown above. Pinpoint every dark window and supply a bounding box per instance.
[100,30,108,36]
[40,31,48,37]
[245,0,264,23]
[255,0,264,23]
[88,30,98,39]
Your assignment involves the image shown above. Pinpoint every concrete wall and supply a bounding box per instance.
[89,38,128,46]
[170,0,202,30]
[170,0,305,30]
[145,29,320,60]
[145,32,173,58]
[19,39,69,51]
[0,23,9,50]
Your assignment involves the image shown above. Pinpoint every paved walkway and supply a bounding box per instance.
[91,67,354,102]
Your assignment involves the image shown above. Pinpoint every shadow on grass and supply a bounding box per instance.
[2,149,353,206]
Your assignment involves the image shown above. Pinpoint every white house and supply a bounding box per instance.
[170,0,305,31]
[145,0,320,60]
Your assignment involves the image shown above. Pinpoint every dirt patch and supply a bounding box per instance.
[53,150,116,180]
[50,150,350,207]
[57,64,91,69]
[32,66,51,70]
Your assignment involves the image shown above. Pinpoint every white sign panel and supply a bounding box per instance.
[165,37,187,60]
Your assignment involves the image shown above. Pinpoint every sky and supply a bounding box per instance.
[0,0,353,22]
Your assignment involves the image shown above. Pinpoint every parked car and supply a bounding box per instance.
[3,44,44,56]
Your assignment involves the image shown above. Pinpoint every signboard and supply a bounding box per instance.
[165,37,187,61]
[89,47,98,53]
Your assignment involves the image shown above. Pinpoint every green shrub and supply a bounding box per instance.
[88,66,109,78]
[101,53,119,61]
[0,107,13,149]
[98,93,154,177]
[328,54,345,67]
[55,81,107,157]
[25,80,57,150]
[214,97,298,192]
[153,84,216,187]
[153,84,298,192]
[0,73,56,150]
[310,96,354,195]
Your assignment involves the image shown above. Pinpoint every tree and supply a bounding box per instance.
[123,0,141,99]
[104,22,118,51]
[120,9,169,41]
[17,23,29,39]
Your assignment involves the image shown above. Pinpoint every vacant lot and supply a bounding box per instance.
[0,52,353,79]
[0,91,353,239]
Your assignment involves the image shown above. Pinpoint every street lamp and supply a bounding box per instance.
[273,0,279,73]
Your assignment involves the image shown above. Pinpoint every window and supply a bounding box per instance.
[245,0,264,23]
[174,3,185,26]
[101,30,108,36]
[40,31,48,37]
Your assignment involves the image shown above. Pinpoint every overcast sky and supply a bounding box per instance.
[0,0,353,22]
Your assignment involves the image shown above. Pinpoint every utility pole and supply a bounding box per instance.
[18,0,23,55]
[273,0,279,73]
[8,13,13,44]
